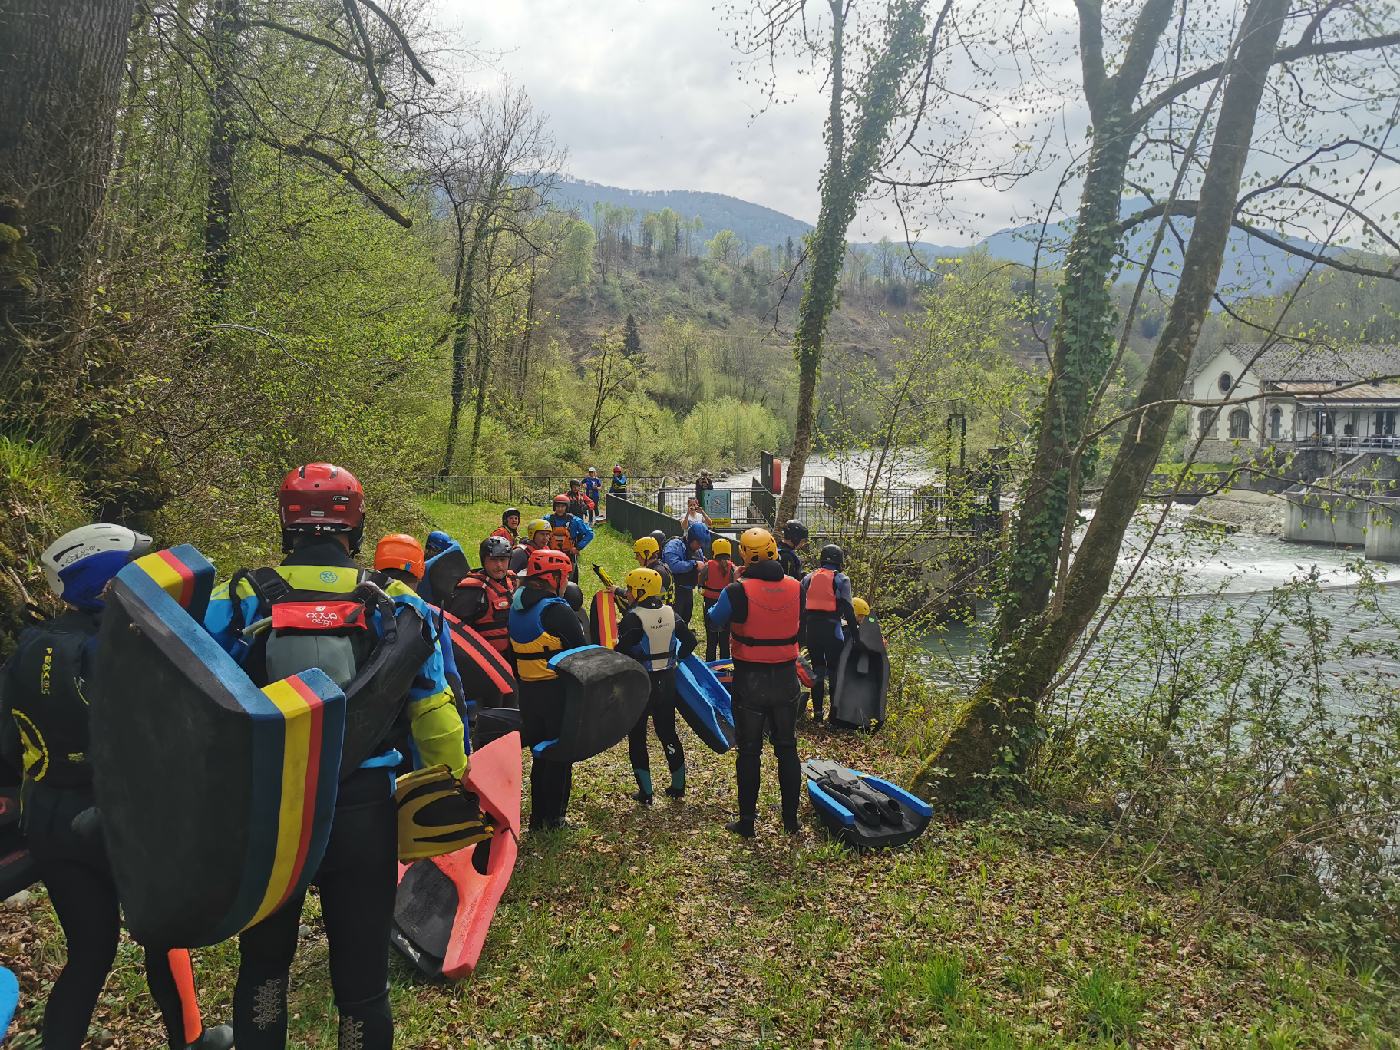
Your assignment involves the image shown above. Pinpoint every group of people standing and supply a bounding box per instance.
[1,460,871,1048]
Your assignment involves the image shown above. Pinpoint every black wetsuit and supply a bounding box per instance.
[227,539,464,1050]
[0,611,192,1050]
[713,561,802,830]
[513,587,589,829]
[777,542,804,581]
[800,569,858,722]
[616,600,698,797]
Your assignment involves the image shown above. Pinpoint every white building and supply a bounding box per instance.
[1186,342,1400,461]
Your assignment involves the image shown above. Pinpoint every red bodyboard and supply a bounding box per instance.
[392,732,522,978]
[441,609,517,700]
[590,589,620,649]
[797,655,814,689]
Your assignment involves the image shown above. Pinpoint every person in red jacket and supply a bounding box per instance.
[441,536,517,657]
[800,544,858,723]
[491,508,522,544]
[698,537,737,660]
[704,527,803,838]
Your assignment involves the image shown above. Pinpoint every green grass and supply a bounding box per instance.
[3,500,1397,1047]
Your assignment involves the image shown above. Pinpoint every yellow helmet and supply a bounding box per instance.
[527,518,551,542]
[738,527,778,565]
[633,536,660,561]
[711,537,732,558]
[853,596,870,622]
[624,567,664,603]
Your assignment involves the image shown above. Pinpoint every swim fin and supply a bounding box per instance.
[395,766,495,861]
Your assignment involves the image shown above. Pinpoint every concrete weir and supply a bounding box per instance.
[1283,491,1400,561]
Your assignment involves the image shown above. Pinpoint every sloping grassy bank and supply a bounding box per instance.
[2,502,1396,1047]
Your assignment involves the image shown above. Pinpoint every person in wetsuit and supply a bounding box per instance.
[661,521,710,627]
[699,537,738,661]
[508,547,588,831]
[800,544,859,724]
[705,527,803,838]
[616,568,696,805]
[777,519,808,580]
[0,524,233,1050]
[204,463,468,1050]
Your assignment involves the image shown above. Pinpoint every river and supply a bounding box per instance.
[728,458,1399,692]
[924,504,1400,706]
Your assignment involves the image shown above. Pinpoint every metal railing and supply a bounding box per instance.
[418,475,671,508]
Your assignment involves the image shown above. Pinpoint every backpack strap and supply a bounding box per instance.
[226,566,294,633]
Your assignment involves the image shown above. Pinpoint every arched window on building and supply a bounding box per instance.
[1269,406,1282,440]
[1228,409,1251,439]
[1198,409,1218,438]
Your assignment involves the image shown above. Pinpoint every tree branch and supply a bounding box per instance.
[1117,198,1399,279]
[245,18,363,64]
[355,0,437,85]
[1133,31,1400,125]
[259,135,412,227]
[341,0,387,108]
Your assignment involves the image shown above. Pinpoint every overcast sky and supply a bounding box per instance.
[427,1,1398,252]
[429,0,1081,244]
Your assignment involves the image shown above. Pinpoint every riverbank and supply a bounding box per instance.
[4,729,1395,1046]
[3,502,1396,1046]
[1185,488,1287,536]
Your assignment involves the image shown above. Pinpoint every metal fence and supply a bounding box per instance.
[603,494,686,542]
[418,475,671,508]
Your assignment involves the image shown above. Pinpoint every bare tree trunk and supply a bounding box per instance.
[439,205,492,475]
[992,0,1175,644]
[776,0,929,524]
[202,0,241,303]
[0,0,138,385]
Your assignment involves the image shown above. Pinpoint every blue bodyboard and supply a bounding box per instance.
[802,758,932,850]
[0,965,17,1043]
[674,654,735,754]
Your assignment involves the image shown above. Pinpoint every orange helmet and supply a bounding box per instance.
[374,532,425,580]
[526,547,573,591]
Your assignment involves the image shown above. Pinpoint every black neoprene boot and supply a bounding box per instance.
[726,817,756,838]
[810,680,824,722]
[187,1025,235,1050]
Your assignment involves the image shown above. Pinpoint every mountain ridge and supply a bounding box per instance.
[550,177,1338,300]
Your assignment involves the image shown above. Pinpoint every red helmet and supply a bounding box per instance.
[553,493,569,506]
[525,547,572,590]
[278,462,365,552]
[374,532,425,580]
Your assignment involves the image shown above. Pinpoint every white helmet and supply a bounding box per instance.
[41,523,152,609]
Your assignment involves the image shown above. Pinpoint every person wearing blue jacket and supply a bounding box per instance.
[546,494,594,582]
[661,521,710,626]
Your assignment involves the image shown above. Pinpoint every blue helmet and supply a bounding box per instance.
[41,523,152,611]
[425,530,455,559]
[685,521,712,549]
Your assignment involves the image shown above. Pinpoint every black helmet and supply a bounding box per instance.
[563,581,584,610]
[650,529,668,546]
[782,519,809,543]
[480,535,513,561]
[819,543,844,569]
[502,507,521,525]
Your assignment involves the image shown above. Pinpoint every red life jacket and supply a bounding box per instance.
[730,575,801,664]
[700,558,736,602]
[454,572,516,653]
[805,567,838,614]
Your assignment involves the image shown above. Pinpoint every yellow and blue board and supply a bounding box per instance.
[92,545,345,948]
